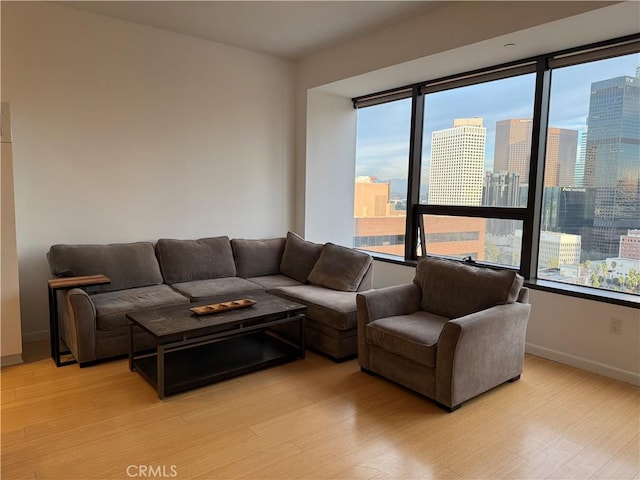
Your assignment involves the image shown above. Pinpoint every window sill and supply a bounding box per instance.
[525,279,640,309]
[365,252,640,310]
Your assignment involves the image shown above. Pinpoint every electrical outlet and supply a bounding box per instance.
[610,317,623,335]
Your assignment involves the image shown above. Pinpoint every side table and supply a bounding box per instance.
[48,274,110,366]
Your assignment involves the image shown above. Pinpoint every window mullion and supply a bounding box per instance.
[522,60,552,279]
[405,86,424,261]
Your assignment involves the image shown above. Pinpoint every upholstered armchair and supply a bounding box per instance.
[357,256,531,411]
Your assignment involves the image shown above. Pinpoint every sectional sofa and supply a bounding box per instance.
[47,232,373,366]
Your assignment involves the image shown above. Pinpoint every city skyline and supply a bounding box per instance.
[354,52,640,294]
[355,54,639,184]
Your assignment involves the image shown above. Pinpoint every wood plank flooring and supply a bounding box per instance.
[2,344,639,480]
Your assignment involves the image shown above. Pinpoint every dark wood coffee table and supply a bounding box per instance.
[127,291,306,399]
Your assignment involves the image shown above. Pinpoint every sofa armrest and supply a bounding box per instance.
[435,302,531,409]
[64,288,98,364]
[357,284,422,369]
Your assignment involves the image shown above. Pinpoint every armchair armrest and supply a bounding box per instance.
[356,284,422,324]
[64,288,98,364]
[357,284,421,369]
[435,302,531,409]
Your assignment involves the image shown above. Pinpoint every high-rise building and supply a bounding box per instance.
[541,186,596,253]
[583,74,640,257]
[494,119,532,181]
[483,171,521,235]
[574,127,588,187]
[546,127,579,187]
[428,118,485,206]
[494,119,578,187]
[482,171,520,207]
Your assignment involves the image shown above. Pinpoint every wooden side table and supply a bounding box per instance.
[48,274,110,366]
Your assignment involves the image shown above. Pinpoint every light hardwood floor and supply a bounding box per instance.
[2,344,639,480]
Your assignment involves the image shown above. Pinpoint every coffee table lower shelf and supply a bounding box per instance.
[132,332,301,398]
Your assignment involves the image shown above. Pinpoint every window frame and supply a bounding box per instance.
[352,33,640,308]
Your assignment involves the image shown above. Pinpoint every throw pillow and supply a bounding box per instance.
[280,232,323,283]
[307,243,373,292]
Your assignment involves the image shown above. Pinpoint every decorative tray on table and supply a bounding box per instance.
[190,299,257,316]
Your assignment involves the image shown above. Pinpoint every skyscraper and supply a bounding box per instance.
[574,127,588,187]
[494,119,578,187]
[494,119,532,180]
[584,74,640,257]
[428,118,485,206]
[546,127,579,187]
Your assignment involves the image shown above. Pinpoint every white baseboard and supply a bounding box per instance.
[1,353,24,367]
[22,329,49,344]
[526,343,640,386]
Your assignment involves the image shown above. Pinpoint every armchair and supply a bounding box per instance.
[357,256,531,411]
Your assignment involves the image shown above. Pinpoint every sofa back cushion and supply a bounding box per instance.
[156,236,236,284]
[413,256,524,318]
[47,242,163,293]
[308,243,373,292]
[280,232,323,283]
[231,237,286,278]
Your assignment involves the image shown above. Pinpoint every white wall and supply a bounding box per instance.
[297,2,640,385]
[304,90,356,246]
[1,2,295,340]
[1,103,23,365]
[527,290,639,385]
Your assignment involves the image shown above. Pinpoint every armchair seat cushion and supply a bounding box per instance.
[93,285,189,331]
[366,312,449,368]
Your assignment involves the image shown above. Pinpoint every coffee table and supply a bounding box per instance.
[127,291,306,399]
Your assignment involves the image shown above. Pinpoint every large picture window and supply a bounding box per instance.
[353,97,411,257]
[540,53,640,293]
[353,35,640,300]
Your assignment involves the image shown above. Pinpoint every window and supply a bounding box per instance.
[353,97,411,257]
[540,53,640,294]
[353,34,640,300]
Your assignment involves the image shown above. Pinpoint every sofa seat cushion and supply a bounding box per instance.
[269,285,359,330]
[308,243,373,292]
[171,277,263,301]
[48,242,163,293]
[413,256,524,319]
[232,237,286,278]
[93,285,190,331]
[248,274,303,290]
[366,312,450,368]
[156,236,237,284]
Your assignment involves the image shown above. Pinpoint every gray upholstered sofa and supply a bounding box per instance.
[47,232,373,366]
[357,256,530,411]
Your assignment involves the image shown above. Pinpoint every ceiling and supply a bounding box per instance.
[59,1,447,60]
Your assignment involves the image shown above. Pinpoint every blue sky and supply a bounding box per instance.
[356,53,640,183]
